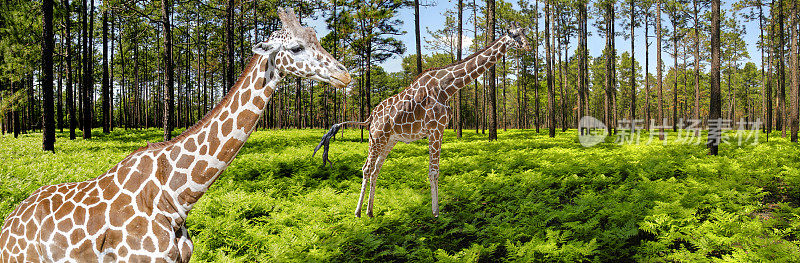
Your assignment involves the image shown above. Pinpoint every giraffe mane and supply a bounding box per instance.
[130,54,264,155]
[409,35,508,85]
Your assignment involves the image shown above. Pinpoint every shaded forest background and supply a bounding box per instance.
[1,0,799,150]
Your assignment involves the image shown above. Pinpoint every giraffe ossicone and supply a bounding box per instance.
[316,24,531,218]
[0,7,349,263]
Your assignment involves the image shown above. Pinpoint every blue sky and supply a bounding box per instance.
[308,1,763,74]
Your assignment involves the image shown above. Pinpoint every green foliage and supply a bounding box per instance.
[2,129,800,262]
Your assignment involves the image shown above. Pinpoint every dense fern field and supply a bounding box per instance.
[2,129,800,262]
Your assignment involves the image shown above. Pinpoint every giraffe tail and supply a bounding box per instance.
[313,118,371,167]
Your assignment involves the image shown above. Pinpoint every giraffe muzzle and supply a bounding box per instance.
[331,73,351,89]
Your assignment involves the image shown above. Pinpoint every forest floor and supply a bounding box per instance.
[2,128,800,262]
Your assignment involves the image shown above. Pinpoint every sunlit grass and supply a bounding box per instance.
[2,128,799,262]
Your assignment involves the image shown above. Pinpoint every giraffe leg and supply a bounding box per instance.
[366,140,396,218]
[428,129,443,217]
[356,142,382,217]
[355,176,369,218]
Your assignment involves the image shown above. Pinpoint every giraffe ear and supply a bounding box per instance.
[252,42,275,56]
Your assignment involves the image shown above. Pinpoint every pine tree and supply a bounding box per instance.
[709,0,721,155]
[42,0,55,151]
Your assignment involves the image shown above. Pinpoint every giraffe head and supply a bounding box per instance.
[252,7,351,88]
[507,23,532,52]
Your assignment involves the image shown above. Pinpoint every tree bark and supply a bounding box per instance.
[673,16,679,132]
[656,0,664,140]
[42,0,55,151]
[605,2,614,135]
[12,81,20,138]
[488,0,499,140]
[630,0,636,123]
[109,12,114,131]
[456,0,463,138]
[58,21,64,133]
[66,0,75,139]
[791,0,799,142]
[560,31,568,132]
[163,0,174,141]
[102,10,110,133]
[694,0,701,136]
[414,0,422,75]
[535,0,541,133]
[578,0,587,133]
[709,0,721,155]
[545,0,555,138]
[81,0,93,139]
[474,0,480,134]
[761,2,772,135]
[645,7,651,130]
[778,0,786,136]
[225,0,235,91]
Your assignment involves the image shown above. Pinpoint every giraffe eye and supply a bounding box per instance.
[290,45,305,53]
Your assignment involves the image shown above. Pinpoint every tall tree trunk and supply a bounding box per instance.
[535,0,541,133]
[630,0,636,123]
[12,81,20,138]
[694,0,701,136]
[779,0,786,137]
[414,0,422,75]
[474,0,480,134]
[134,39,140,128]
[503,55,508,131]
[297,78,303,128]
[65,0,75,139]
[332,0,338,133]
[359,58,365,141]
[120,15,127,130]
[611,5,617,134]
[770,0,777,132]
[561,33,568,132]
[578,0,587,133]
[517,56,523,129]
[545,0,555,137]
[761,2,772,136]
[656,0,664,140]
[58,22,64,133]
[709,0,721,155]
[26,75,33,133]
[644,8,651,130]
[366,42,372,129]
[488,0,499,140]
[102,10,110,133]
[791,0,799,142]
[42,0,55,151]
[80,0,87,135]
[605,2,614,135]
[163,0,174,141]
[673,18,679,132]
[81,0,93,139]
[109,12,114,131]
[456,0,462,138]
[225,0,235,91]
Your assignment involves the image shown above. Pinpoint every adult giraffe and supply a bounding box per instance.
[315,26,531,218]
[0,7,349,262]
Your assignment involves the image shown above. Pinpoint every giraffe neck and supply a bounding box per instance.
[112,51,283,223]
[440,35,513,100]
[172,53,282,211]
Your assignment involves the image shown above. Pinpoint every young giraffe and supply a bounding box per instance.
[315,26,531,218]
[0,8,349,262]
